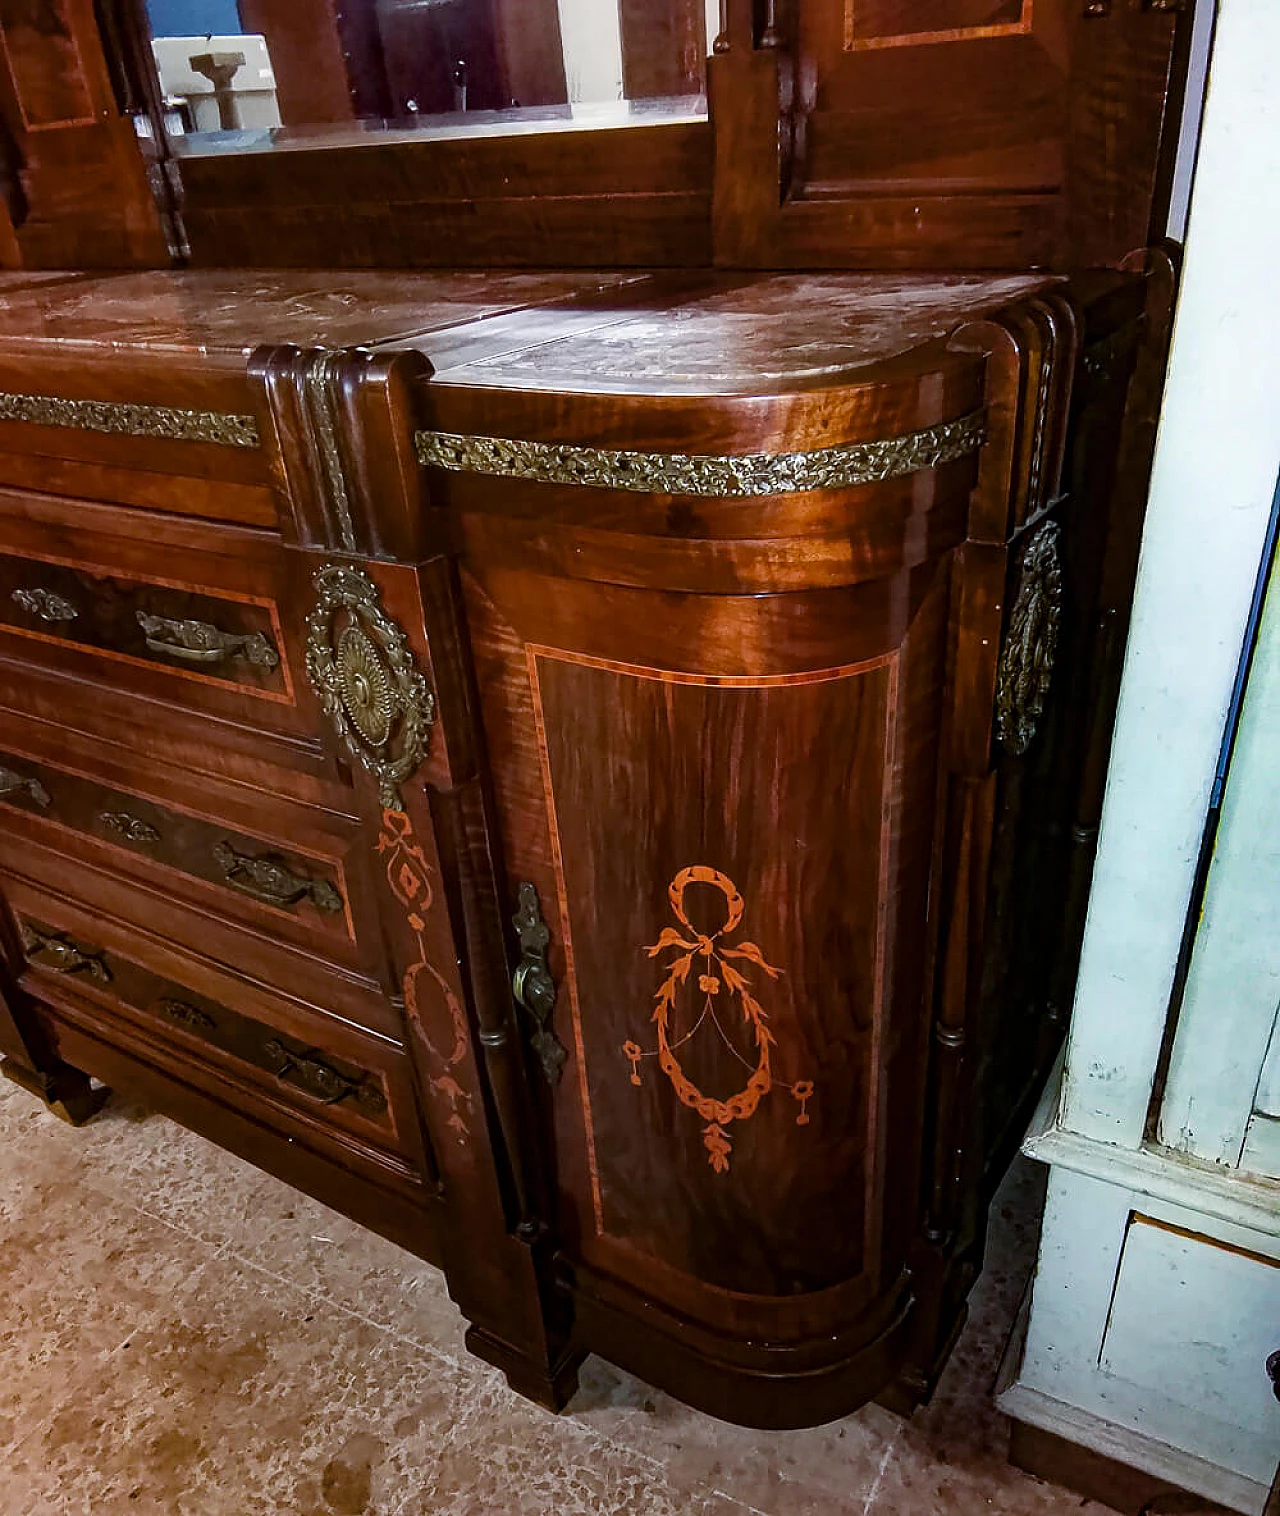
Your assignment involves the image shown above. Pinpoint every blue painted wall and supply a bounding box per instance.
[146,0,241,36]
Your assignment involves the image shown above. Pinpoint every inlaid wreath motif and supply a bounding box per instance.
[623,866,813,1174]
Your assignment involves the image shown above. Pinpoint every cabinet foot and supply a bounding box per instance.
[464,1324,584,1413]
[1,1056,110,1125]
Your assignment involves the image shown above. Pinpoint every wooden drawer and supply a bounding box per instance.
[0,821,401,1045]
[0,489,310,740]
[3,881,430,1197]
[0,742,363,967]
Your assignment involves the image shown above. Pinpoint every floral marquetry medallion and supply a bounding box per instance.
[623,866,813,1174]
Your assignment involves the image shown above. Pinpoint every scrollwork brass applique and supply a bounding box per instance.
[0,390,258,448]
[99,811,161,845]
[12,586,78,622]
[625,866,812,1174]
[305,565,435,809]
[416,411,986,499]
[995,520,1064,756]
[157,997,216,1033]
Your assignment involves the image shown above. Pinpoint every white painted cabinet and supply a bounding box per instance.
[998,3,1280,1509]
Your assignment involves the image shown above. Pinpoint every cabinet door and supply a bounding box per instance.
[461,520,954,1416]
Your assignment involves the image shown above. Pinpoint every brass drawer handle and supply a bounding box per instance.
[12,586,78,622]
[156,997,216,1033]
[99,810,161,845]
[212,840,343,913]
[24,925,111,983]
[0,763,51,808]
[135,611,280,670]
[262,1038,386,1114]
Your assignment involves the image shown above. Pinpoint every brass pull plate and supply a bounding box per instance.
[135,611,279,669]
[99,810,161,845]
[24,926,111,983]
[0,764,51,808]
[12,586,78,622]
[212,840,343,913]
[512,882,566,1084]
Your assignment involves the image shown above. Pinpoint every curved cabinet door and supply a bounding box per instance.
[452,422,975,1426]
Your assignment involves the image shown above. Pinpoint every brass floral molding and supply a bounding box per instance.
[0,390,259,448]
[305,564,435,809]
[996,519,1064,756]
[415,411,986,498]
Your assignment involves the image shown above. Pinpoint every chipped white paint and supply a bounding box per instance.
[1061,0,1280,1150]
[1159,567,1280,1166]
[1002,1168,1280,1513]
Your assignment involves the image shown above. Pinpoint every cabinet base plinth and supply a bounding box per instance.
[464,1324,583,1413]
[1,1056,109,1125]
[1008,1419,1236,1516]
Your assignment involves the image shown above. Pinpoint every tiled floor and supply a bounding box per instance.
[0,1077,1111,1516]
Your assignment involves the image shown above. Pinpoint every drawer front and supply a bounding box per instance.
[0,492,310,740]
[0,545,289,698]
[0,745,355,956]
[7,893,427,1185]
[22,915,391,1129]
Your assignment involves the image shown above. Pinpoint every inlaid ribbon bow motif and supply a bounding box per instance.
[623,865,814,1174]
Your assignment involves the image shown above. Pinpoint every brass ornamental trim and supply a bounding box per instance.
[0,390,259,448]
[414,410,985,497]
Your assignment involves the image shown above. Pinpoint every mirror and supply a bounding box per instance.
[141,0,719,154]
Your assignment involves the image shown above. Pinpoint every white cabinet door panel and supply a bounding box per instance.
[1099,1214,1280,1468]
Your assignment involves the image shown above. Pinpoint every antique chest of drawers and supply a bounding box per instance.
[0,262,1171,1425]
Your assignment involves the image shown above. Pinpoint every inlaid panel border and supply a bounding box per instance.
[844,0,1034,52]
[525,643,900,1263]
[0,739,358,943]
[0,546,294,705]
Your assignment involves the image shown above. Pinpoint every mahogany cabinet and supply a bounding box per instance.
[0,0,1197,1439]
[0,258,1171,1424]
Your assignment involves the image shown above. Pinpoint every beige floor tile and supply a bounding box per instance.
[0,1077,1091,1516]
[213,1182,468,1361]
[66,1096,279,1247]
[0,1180,214,1460]
[567,1363,904,1516]
[414,1373,745,1516]
[868,1428,1116,1516]
[3,1249,463,1516]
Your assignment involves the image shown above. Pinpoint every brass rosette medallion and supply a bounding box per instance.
[305,565,435,808]
[995,520,1064,756]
